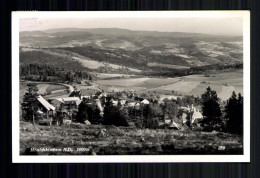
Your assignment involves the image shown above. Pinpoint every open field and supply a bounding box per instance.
[94,70,243,100]
[20,121,243,155]
[152,81,200,93]
[195,41,243,61]
[20,81,70,101]
[72,56,142,72]
[46,84,67,93]
[183,69,243,99]
[72,56,104,69]
[20,69,243,101]
[96,77,180,92]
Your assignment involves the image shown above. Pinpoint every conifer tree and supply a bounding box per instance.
[103,97,128,126]
[77,98,89,123]
[21,83,39,124]
[225,91,243,134]
[201,86,222,131]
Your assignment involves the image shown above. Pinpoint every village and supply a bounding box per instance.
[30,84,204,131]
[20,81,244,155]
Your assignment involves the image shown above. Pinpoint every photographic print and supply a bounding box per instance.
[12,11,250,162]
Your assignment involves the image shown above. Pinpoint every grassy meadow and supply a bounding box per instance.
[20,121,243,155]
[95,70,243,100]
[20,82,69,102]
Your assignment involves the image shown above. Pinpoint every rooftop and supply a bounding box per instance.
[37,95,55,111]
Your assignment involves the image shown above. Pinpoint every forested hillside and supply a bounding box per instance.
[20,28,243,69]
[20,50,85,71]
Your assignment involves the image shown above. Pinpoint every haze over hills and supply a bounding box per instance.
[21,28,219,38]
[19,28,243,70]
[20,27,242,40]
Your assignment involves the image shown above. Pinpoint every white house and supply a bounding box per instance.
[141,99,149,105]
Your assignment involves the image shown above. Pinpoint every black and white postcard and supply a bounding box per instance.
[12,11,250,163]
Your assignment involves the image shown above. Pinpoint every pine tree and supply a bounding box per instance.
[21,83,39,124]
[176,97,183,106]
[225,91,243,134]
[200,86,222,131]
[141,104,156,128]
[163,100,178,120]
[103,97,117,125]
[93,106,102,124]
[66,71,74,83]
[103,97,128,126]
[77,99,89,123]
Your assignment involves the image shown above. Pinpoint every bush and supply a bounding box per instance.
[145,118,159,129]
[103,97,129,126]
[134,117,144,128]
[103,110,129,127]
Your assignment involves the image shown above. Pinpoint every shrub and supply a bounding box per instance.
[103,109,129,127]
[144,118,159,129]
[103,97,129,126]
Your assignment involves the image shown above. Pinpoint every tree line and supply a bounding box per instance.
[20,63,93,83]
[143,63,243,78]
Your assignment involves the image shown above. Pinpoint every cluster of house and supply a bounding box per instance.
[179,104,203,125]
[35,89,96,119]
[35,88,151,119]
[35,88,203,129]
[161,104,203,130]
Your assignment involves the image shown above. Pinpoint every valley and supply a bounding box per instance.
[19,28,243,101]
[18,28,244,156]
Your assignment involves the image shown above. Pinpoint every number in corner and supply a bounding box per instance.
[76,148,89,152]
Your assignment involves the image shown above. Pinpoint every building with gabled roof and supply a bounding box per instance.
[50,98,64,109]
[51,97,81,111]
[61,97,80,103]
[169,120,181,130]
[191,109,203,124]
[141,99,149,105]
[69,90,82,99]
[81,88,100,97]
[127,102,140,107]
[36,95,55,119]
[178,104,203,125]
[37,95,55,111]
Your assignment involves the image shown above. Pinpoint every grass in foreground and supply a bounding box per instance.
[19,121,243,155]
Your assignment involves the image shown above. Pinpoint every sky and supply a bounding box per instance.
[19,17,243,35]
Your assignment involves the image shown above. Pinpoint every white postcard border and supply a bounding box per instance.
[12,11,250,163]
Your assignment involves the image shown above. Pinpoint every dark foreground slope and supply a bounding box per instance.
[20,121,243,155]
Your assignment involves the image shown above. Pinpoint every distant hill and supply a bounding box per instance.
[19,28,243,69]
[43,28,215,38]
[21,27,243,39]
